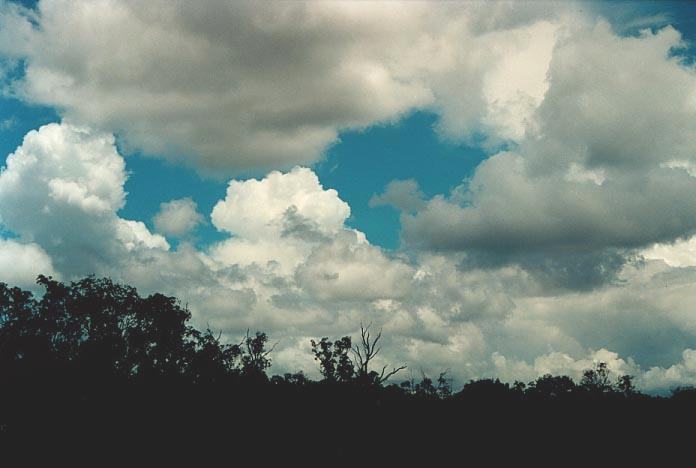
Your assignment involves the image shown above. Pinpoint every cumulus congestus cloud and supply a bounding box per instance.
[3,1,696,392]
[0,121,695,392]
[0,123,168,277]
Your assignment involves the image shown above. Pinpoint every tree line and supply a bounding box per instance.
[1,275,694,461]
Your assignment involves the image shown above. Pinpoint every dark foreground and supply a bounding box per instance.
[1,276,694,463]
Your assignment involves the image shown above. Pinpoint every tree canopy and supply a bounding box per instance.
[0,276,692,462]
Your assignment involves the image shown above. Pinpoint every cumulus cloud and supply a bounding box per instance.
[0,1,33,59]
[642,349,696,391]
[492,348,639,385]
[2,122,696,391]
[2,3,696,392]
[369,179,425,213]
[296,233,414,302]
[642,236,696,268]
[1,1,431,171]
[0,124,510,384]
[399,22,696,288]
[153,198,203,238]
[0,0,579,172]
[492,346,696,394]
[0,238,56,289]
[0,122,168,276]
[208,166,352,275]
[212,167,349,239]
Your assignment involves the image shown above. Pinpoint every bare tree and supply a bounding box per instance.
[352,322,406,385]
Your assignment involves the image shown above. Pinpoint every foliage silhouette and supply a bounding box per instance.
[527,374,577,400]
[0,275,693,462]
[310,336,354,383]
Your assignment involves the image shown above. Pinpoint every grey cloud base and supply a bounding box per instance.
[0,0,571,173]
[395,24,696,288]
[0,122,695,392]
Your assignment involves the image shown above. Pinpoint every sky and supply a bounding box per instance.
[3,0,696,392]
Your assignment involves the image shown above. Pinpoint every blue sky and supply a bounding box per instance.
[5,0,696,390]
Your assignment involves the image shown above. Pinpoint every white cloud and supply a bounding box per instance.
[432,18,562,145]
[212,167,349,239]
[3,3,696,392]
[400,22,696,290]
[0,122,167,276]
[3,122,696,391]
[153,198,203,238]
[209,166,351,275]
[492,348,639,385]
[117,219,170,251]
[369,179,425,213]
[0,0,581,172]
[1,1,433,171]
[0,238,56,289]
[0,1,33,59]
[296,232,414,302]
[642,349,696,391]
[642,236,696,268]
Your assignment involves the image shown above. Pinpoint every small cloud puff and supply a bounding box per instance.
[369,179,426,213]
[154,198,203,238]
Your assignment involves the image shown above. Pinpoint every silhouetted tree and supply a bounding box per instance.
[405,371,452,399]
[351,322,406,385]
[436,371,452,398]
[0,275,197,379]
[271,371,308,387]
[400,376,416,394]
[670,386,696,402]
[512,380,527,394]
[3,274,695,462]
[310,336,354,383]
[616,374,637,398]
[241,330,275,379]
[456,378,517,402]
[527,374,577,400]
[187,328,242,383]
[415,374,437,398]
[580,362,614,396]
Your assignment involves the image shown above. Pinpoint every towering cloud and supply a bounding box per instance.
[0,122,168,276]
